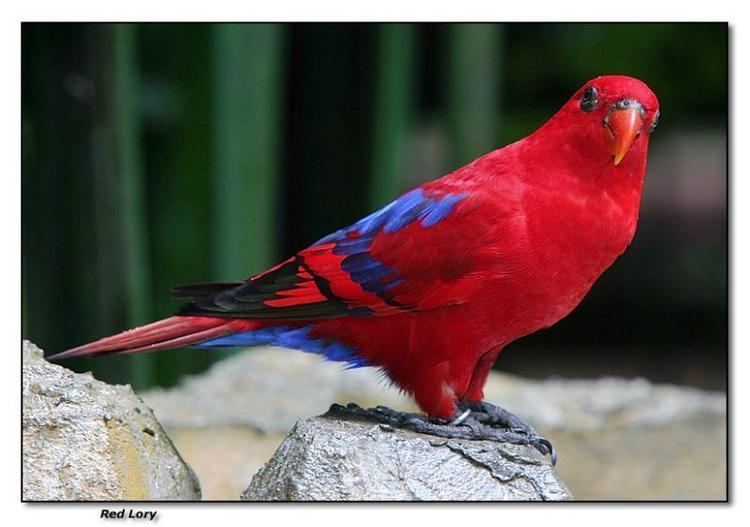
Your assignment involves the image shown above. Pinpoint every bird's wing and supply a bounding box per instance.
[174,185,502,320]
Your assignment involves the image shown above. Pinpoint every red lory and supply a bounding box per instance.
[53,75,660,463]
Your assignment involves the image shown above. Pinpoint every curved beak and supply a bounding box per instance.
[605,102,644,165]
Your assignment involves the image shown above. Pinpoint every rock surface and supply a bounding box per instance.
[142,347,726,500]
[22,341,201,501]
[242,411,571,501]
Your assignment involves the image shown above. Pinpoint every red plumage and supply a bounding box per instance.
[53,75,660,421]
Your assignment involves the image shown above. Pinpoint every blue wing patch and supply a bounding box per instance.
[196,326,368,368]
[317,188,468,246]
[341,253,403,295]
[419,193,467,227]
[312,189,467,301]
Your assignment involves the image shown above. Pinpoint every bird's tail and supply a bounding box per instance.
[48,316,253,360]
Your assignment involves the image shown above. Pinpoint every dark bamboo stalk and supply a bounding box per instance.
[212,24,284,280]
[369,24,415,209]
[446,23,503,166]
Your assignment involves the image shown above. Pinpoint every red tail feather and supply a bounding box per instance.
[48,316,241,360]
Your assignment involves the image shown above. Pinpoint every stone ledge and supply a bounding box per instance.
[242,410,571,501]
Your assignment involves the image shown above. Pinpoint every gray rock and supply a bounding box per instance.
[22,340,201,501]
[242,411,571,501]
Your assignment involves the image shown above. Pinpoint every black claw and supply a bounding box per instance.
[530,437,557,465]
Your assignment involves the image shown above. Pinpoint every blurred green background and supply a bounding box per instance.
[22,23,727,392]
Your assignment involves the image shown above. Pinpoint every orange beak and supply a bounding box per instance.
[606,106,644,166]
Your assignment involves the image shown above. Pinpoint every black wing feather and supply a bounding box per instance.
[172,257,352,320]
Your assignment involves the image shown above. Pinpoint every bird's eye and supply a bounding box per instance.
[580,86,599,112]
[649,110,660,133]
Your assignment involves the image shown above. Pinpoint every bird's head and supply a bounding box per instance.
[557,75,660,168]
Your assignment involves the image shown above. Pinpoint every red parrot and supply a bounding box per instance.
[52,75,659,462]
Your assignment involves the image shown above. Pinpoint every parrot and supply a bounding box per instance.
[51,75,660,464]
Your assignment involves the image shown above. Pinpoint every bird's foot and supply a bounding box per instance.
[456,400,556,465]
[327,402,556,465]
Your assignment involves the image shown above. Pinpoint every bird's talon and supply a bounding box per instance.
[549,445,558,466]
[531,437,557,465]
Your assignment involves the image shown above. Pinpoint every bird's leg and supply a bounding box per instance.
[327,402,556,465]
